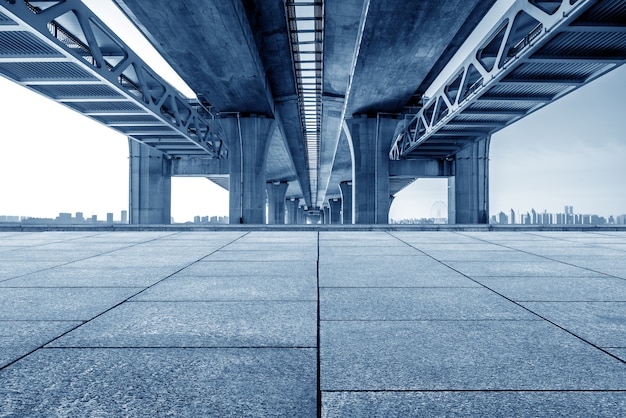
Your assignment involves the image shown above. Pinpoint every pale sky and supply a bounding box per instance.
[0,0,624,222]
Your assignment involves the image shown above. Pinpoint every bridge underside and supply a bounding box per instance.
[0,0,624,224]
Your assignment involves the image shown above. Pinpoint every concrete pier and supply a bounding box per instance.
[1,229,624,416]
[345,115,397,224]
[449,136,490,224]
[339,181,352,225]
[266,181,288,224]
[128,140,171,225]
[328,198,341,225]
[223,115,276,224]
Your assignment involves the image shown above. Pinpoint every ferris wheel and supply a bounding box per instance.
[430,201,448,224]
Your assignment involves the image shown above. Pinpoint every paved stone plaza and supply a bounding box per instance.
[0,229,625,416]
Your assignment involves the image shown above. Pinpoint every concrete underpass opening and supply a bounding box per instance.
[389,178,449,224]
[171,177,228,224]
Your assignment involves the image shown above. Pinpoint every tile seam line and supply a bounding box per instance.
[316,230,322,418]
[0,231,250,372]
[321,389,626,393]
[386,232,626,365]
[320,319,542,322]
[126,299,319,303]
[39,346,318,350]
[0,231,183,284]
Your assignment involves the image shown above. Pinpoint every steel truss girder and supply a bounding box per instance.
[0,0,226,159]
[390,0,625,160]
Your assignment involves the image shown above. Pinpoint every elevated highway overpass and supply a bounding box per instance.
[0,0,623,224]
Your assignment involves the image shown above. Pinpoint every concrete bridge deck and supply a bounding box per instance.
[1,229,625,416]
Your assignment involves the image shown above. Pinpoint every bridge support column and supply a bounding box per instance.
[323,206,330,225]
[128,140,171,224]
[286,198,299,224]
[222,115,276,224]
[344,115,397,224]
[339,181,353,225]
[449,136,490,224]
[297,206,305,224]
[328,198,341,225]
[266,181,288,224]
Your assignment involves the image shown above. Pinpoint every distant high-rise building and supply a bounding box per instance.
[498,212,508,225]
[121,210,128,224]
[107,213,114,224]
[75,212,84,222]
[531,209,537,225]
[58,213,72,223]
[510,209,516,225]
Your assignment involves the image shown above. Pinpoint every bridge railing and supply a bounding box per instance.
[389,0,600,160]
[0,0,226,158]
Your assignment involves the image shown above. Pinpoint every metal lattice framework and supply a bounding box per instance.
[0,0,226,158]
[390,0,626,160]
[286,0,323,207]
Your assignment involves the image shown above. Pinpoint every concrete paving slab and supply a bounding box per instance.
[0,232,95,246]
[35,241,133,251]
[320,238,403,247]
[66,255,192,269]
[319,256,476,287]
[546,255,626,270]
[475,276,626,301]
[99,246,211,259]
[178,260,318,278]
[320,232,395,241]
[205,249,314,261]
[237,232,318,244]
[580,243,626,252]
[0,266,176,287]
[319,245,418,257]
[0,348,317,417]
[320,288,536,320]
[502,245,622,257]
[218,243,317,252]
[0,288,142,321]
[68,232,177,243]
[421,249,546,262]
[520,302,626,348]
[50,301,317,348]
[400,243,504,252]
[159,231,246,239]
[606,348,626,361]
[320,320,626,391]
[445,260,599,277]
[0,249,102,262]
[0,246,24,253]
[0,320,82,367]
[597,268,626,279]
[321,391,626,417]
[390,232,480,243]
[0,261,65,281]
[133,274,317,301]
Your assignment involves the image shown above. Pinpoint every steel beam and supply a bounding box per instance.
[391,0,626,160]
[0,0,225,159]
